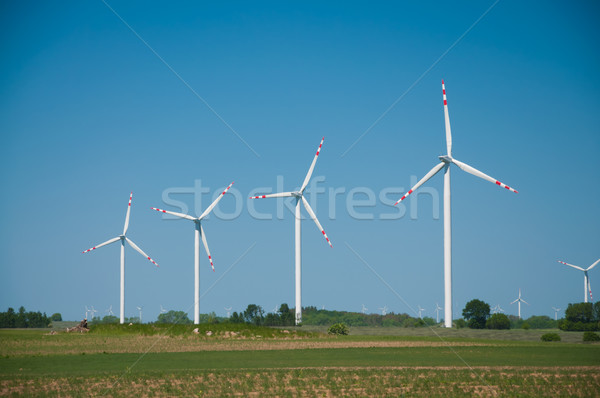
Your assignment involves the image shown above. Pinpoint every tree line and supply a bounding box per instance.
[0,307,52,328]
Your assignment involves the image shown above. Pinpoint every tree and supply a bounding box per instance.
[328,323,349,335]
[50,313,62,322]
[229,311,244,324]
[462,299,490,329]
[486,313,510,329]
[156,310,192,324]
[565,303,594,323]
[278,304,295,326]
[243,304,264,326]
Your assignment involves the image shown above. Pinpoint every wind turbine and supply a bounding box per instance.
[362,304,368,314]
[151,182,234,324]
[378,306,388,316]
[510,288,528,319]
[224,307,232,318]
[82,192,159,324]
[557,258,599,303]
[105,305,114,316]
[250,138,332,325]
[84,306,90,320]
[552,307,561,321]
[160,305,168,314]
[417,305,426,319]
[89,306,98,321]
[136,306,143,323]
[434,303,443,323]
[492,304,504,314]
[393,81,518,328]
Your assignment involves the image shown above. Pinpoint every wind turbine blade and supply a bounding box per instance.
[521,299,529,305]
[250,192,294,199]
[151,207,196,221]
[82,236,120,253]
[125,237,159,267]
[123,192,132,235]
[199,224,215,272]
[300,137,325,193]
[199,182,235,220]
[557,260,585,272]
[586,258,600,271]
[451,158,518,193]
[394,162,444,205]
[301,196,333,247]
[510,298,518,305]
[442,80,452,156]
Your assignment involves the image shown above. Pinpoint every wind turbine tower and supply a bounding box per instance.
[250,138,333,325]
[82,192,159,324]
[557,258,599,302]
[393,81,518,328]
[510,288,529,319]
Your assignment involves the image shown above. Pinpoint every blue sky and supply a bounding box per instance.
[1,1,599,322]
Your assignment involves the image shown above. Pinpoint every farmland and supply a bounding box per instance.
[1,325,599,397]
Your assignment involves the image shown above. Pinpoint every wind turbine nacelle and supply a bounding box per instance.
[438,155,452,163]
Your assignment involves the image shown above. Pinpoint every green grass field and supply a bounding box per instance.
[1,325,599,397]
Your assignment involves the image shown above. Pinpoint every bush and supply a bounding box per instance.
[327,323,349,335]
[454,319,466,329]
[521,322,530,330]
[540,333,561,342]
[486,313,511,330]
[583,331,600,342]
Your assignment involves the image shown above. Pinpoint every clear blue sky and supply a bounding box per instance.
[1,1,599,322]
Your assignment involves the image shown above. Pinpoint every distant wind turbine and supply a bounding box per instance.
[362,304,368,314]
[557,258,599,303]
[160,305,168,314]
[224,307,232,317]
[378,306,388,316]
[89,306,98,320]
[105,305,114,316]
[250,138,333,325]
[151,182,234,324]
[417,305,426,319]
[434,303,443,323]
[393,81,518,328]
[510,288,528,319]
[82,192,159,324]
[492,304,505,314]
[552,307,561,321]
[136,306,143,323]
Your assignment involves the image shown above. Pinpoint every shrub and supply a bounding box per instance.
[540,333,561,342]
[454,319,466,329]
[486,313,511,330]
[521,322,530,330]
[583,331,600,342]
[327,323,349,335]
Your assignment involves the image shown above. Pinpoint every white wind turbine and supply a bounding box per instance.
[105,305,114,316]
[90,306,98,320]
[492,304,505,314]
[151,182,234,324]
[557,258,599,303]
[136,306,143,323]
[378,306,388,316]
[160,305,168,314]
[82,192,159,324]
[84,306,90,320]
[510,288,528,319]
[250,138,332,325]
[394,81,518,328]
[552,307,561,321]
[224,307,232,318]
[417,305,426,319]
[434,303,443,323]
[362,304,368,314]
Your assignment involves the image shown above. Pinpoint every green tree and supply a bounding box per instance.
[50,313,62,322]
[486,313,511,329]
[243,304,264,326]
[462,299,490,329]
[156,310,192,324]
[229,311,244,324]
[278,304,295,326]
[16,306,27,328]
[565,303,594,323]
